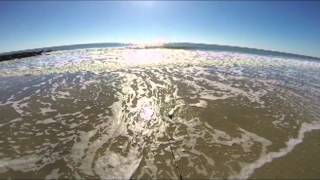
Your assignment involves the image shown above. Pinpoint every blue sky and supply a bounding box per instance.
[0,1,320,57]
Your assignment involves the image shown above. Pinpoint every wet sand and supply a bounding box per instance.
[252,130,320,179]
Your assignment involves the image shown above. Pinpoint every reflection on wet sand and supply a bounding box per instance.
[0,48,320,179]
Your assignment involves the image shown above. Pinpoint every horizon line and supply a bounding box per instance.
[1,41,319,60]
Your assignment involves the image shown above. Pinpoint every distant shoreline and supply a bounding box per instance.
[1,42,319,62]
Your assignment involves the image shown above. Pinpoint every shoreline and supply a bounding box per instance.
[251,130,320,179]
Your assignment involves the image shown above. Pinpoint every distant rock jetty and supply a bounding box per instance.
[0,43,126,62]
[0,49,52,62]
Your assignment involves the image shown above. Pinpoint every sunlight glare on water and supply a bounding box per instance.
[140,104,155,121]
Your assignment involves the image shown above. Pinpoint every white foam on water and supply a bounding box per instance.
[0,155,42,173]
[36,118,56,124]
[189,100,208,108]
[272,114,287,128]
[45,168,60,180]
[94,146,143,179]
[231,122,320,180]
[39,107,56,115]
[68,99,128,177]
[70,129,97,176]
[0,117,23,128]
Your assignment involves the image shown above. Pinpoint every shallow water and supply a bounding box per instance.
[0,48,320,179]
